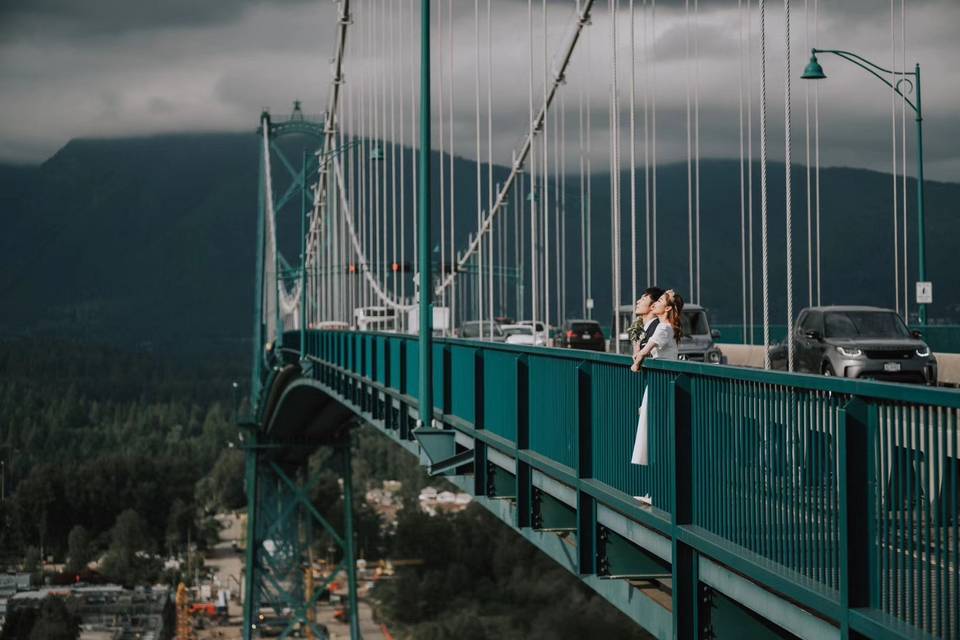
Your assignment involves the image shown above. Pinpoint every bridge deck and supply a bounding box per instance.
[262,330,959,640]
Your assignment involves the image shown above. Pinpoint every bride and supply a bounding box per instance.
[629,290,684,500]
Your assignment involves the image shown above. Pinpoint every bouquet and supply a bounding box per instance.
[626,321,646,343]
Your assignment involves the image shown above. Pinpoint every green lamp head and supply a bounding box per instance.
[801,53,827,80]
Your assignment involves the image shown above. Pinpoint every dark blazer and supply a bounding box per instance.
[632,318,660,361]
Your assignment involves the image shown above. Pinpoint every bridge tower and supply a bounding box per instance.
[243,104,362,640]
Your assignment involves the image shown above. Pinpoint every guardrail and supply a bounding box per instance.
[293,330,958,639]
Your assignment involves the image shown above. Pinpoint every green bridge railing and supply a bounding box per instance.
[287,329,958,639]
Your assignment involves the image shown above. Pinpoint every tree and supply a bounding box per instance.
[0,597,79,640]
[101,509,160,587]
[27,597,80,640]
[65,526,92,575]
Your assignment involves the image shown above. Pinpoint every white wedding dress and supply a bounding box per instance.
[631,323,678,465]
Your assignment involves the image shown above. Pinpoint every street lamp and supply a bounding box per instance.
[801,48,929,326]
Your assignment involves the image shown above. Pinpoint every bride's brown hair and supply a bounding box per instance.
[663,290,685,343]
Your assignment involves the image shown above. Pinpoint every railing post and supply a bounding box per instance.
[576,362,597,575]
[474,348,484,429]
[838,397,877,638]
[671,373,699,640]
[516,356,531,529]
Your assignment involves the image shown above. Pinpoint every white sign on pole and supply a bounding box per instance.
[586,298,594,310]
[916,281,933,305]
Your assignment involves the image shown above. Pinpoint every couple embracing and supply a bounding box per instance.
[627,288,684,495]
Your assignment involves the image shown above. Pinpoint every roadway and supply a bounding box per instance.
[719,344,960,386]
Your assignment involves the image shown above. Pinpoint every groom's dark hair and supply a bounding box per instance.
[643,286,665,302]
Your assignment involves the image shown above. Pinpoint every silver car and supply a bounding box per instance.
[458,320,507,342]
[771,306,937,385]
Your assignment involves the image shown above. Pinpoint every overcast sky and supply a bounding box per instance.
[1,0,958,181]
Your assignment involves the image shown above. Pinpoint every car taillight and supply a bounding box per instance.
[566,330,576,338]
[593,332,602,339]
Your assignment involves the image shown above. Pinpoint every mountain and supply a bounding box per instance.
[0,132,956,356]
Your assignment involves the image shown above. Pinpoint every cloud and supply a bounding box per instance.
[0,0,958,182]
[0,0,314,38]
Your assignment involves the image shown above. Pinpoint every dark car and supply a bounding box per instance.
[770,306,937,385]
[557,319,606,352]
[678,304,725,363]
[616,303,724,363]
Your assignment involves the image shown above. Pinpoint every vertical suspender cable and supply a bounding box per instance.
[610,0,622,351]
[373,7,382,316]
[390,1,399,313]
[651,0,658,284]
[739,0,748,335]
[437,0,447,322]
[359,13,368,312]
[488,0,495,326]
[561,87,568,324]
[694,0,701,303]
[748,0,756,341]
[474,0,484,331]
[889,0,900,315]
[900,0,908,320]
[784,0,795,373]
[447,0,457,332]
[804,0,813,308]
[517,173,523,319]
[643,0,651,285]
[758,0,771,368]
[629,0,637,305]
[379,2,386,308]
[685,0,693,297]
[411,0,419,283]
[528,0,538,332]
[398,0,407,315]
[554,72,562,324]
[542,0,551,333]
[586,21,594,317]
[814,0,821,306]
[579,47,587,317]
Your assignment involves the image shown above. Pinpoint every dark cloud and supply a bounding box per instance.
[0,0,957,183]
[0,0,312,37]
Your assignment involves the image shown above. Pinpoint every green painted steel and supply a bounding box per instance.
[482,349,520,442]
[284,331,960,640]
[528,355,579,469]
[416,0,433,426]
[406,340,419,399]
[433,342,446,414]
[450,345,477,423]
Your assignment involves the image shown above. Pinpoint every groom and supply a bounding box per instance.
[630,286,664,372]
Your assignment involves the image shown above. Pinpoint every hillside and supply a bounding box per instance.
[0,132,957,356]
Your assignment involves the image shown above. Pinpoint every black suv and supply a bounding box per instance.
[770,306,937,385]
[557,319,606,352]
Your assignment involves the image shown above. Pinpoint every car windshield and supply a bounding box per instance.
[682,311,709,336]
[503,327,533,337]
[823,311,910,339]
[463,322,503,337]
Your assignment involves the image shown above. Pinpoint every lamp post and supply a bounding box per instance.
[801,49,928,326]
[417,0,433,429]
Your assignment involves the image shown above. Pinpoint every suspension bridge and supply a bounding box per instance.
[239,1,958,639]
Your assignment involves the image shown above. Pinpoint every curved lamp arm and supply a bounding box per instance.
[810,48,919,115]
